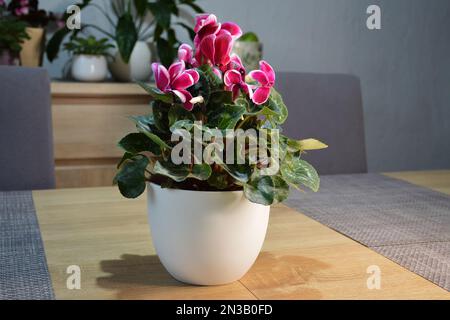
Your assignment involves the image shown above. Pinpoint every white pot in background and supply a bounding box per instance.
[147,183,270,286]
[109,41,152,82]
[71,54,107,82]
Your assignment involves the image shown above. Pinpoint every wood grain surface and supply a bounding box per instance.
[33,171,450,299]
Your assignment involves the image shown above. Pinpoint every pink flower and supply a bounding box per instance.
[152,61,200,111]
[193,14,221,48]
[248,61,276,105]
[223,54,251,100]
[224,70,251,101]
[219,22,243,40]
[198,32,233,68]
[178,43,198,67]
[15,6,29,16]
[227,54,246,78]
[178,44,193,63]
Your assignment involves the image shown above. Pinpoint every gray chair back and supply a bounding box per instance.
[0,67,55,190]
[278,72,367,174]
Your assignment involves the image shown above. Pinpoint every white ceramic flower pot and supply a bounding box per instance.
[71,54,107,82]
[108,41,152,82]
[147,183,270,285]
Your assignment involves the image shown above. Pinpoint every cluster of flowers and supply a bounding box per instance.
[152,14,275,111]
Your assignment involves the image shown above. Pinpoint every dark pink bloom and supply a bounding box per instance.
[224,69,251,101]
[219,22,243,40]
[198,32,233,68]
[223,54,251,100]
[194,14,221,48]
[248,61,276,105]
[152,61,200,111]
[178,44,193,64]
[15,6,29,16]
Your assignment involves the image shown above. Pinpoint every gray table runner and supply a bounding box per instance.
[0,191,54,300]
[286,173,450,291]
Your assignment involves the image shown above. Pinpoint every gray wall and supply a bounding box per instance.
[41,0,450,172]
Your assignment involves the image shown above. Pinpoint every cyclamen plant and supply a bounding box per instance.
[115,14,327,206]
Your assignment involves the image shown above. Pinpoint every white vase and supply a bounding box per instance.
[71,54,107,82]
[147,183,270,285]
[109,41,152,82]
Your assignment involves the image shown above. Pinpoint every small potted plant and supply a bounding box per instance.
[115,14,327,285]
[64,36,113,82]
[6,0,57,67]
[46,0,205,82]
[0,2,30,65]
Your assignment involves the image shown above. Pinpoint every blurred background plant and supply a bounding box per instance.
[0,0,30,65]
[64,35,113,56]
[47,0,204,67]
[233,31,263,71]
[7,0,58,27]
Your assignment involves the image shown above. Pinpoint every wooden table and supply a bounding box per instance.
[33,171,450,299]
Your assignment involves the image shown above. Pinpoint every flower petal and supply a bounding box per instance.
[172,90,187,103]
[185,69,200,84]
[168,61,185,81]
[221,22,243,40]
[179,89,194,111]
[211,67,222,79]
[178,43,193,63]
[252,87,271,105]
[214,33,233,66]
[194,14,218,33]
[152,63,170,91]
[200,34,216,64]
[260,60,275,85]
[172,73,194,90]
[248,70,269,86]
[224,70,242,86]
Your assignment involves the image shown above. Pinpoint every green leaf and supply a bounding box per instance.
[207,173,230,190]
[244,175,290,206]
[115,156,149,198]
[179,0,204,13]
[130,115,171,149]
[281,157,320,192]
[238,32,259,42]
[134,0,148,16]
[118,132,161,155]
[176,22,196,41]
[168,104,196,127]
[148,1,172,29]
[299,139,328,151]
[156,37,176,67]
[266,88,288,124]
[190,163,213,180]
[170,119,194,132]
[116,12,138,63]
[46,27,73,62]
[136,81,173,103]
[208,104,246,130]
[116,152,134,169]
[219,163,251,183]
[153,161,212,182]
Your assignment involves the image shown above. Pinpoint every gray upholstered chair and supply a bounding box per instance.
[278,72,367,174]
[0,66,55,190]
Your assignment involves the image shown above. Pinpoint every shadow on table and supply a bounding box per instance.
[97,254,185,296]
